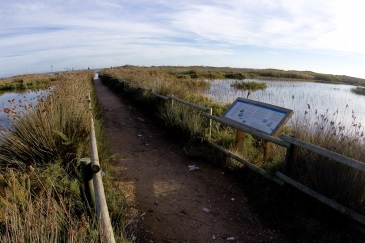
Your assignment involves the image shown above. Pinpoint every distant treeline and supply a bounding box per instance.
[114,65,365,86]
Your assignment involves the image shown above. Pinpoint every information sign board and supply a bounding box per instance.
[222,98,294,136]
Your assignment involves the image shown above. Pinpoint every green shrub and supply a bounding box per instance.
[351,86,365,96]
[231,80,267,90]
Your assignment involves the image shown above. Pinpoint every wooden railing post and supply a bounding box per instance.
[170,94,174,107]
[235,129,246,155]
[208,108,212,140]
[80,157,95,210]
[283,139,295,173]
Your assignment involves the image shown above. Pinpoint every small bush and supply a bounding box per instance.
[231,80,267,90]
[351,86,365,96]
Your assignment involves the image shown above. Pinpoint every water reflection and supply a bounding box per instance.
[205,79,365,129]
[0,89,48,129]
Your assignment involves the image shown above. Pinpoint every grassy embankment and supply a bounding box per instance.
[100,66,365,220]
[0,71,127,242]
[0,74,52,91]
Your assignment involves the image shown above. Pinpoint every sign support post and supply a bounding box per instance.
[235,129,246,154]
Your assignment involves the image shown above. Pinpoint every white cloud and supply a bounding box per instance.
[1,0,365,77]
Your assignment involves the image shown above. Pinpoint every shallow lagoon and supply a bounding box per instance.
[0,89,48,129]
[205,79,365,129]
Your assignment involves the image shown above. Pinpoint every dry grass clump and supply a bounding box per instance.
[351,86,365,96]
[231,80,267,91]
[288,107,365,214]
[0,166,98,242]
[0,71,93,168]
[159,103,206,139]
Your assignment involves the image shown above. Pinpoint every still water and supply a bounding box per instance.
[0,89,48,129]
[205,79,365,129]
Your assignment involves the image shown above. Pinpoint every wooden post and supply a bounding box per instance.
[170,95,174,107]
[283,145,295,174]
[235,129,246,155]
[80,157,95,210]
[208,108,212,140]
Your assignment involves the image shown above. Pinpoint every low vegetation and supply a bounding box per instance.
[0,71,127,242]
[100,65,365,221]
[351,86,365,96]
[289,108,365,214]
[113,65,365,85]
[231,80,267,90]
[0,74,52,91]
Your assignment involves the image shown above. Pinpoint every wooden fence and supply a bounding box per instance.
[81,94,115,243]
[100,75,365,226]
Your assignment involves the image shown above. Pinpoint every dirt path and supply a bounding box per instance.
[93,79,288,242]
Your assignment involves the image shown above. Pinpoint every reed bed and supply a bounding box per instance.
[231,80,267,91]
[0,72,92,167]
[351,86,365,96]
[288,107,365,214]
[0,71,127,242]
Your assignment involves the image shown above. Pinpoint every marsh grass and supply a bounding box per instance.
[0,71,128,242]
[0,72,93,168]
[0,166,98,243]
[351,86,365,96]
[0,74,52,91]
[288,107,365,214]
[231,80,267,91]
[158,103,205,139]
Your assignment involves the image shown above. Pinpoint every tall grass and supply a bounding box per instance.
[231,80,267,91]
[158,103,206,139]
[0,165,98,242]
[288,107,365,214]
[0,71,127,242]
[0,72,92,168]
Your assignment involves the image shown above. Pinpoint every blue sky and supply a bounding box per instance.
[1,0,365,78]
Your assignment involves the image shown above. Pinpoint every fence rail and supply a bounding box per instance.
[281,134,365,172]
[100,75,365,226]
[86,93,115,243]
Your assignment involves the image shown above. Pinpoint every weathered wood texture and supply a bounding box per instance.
[88,93,116,243]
